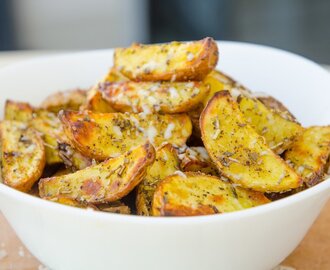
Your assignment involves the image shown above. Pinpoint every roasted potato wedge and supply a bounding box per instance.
[58,142,94,171]
[136,143,180,216]
[84,88,115,113]
[4,100,34,122]
[41,88,87,113]
[30,110,66,164]
[178,146,219,176]
[0,120,46,192]
[238,96,303,154]
[101,81,209,114]
[256,95,297,122]
[60,110,192,160]
[188,70,251,137]
[83,67,128,112]
[5,100,66,164]
[114,37,218,81]
[201,91,302,192]
[152,172,270,216]
[202,70,251,105]
[284,126,330,186]
[39,143,155,203]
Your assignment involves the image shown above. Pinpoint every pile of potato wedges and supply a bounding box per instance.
[1,37,330,216]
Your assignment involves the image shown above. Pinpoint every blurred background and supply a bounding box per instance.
[0,0,329,63]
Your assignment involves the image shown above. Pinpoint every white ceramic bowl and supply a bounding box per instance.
[0,42,330,270]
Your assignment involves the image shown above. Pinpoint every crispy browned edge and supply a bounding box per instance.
[257,96,298,122]
[39,142,156,203]
[115,37,219,81]
[152,171,270,216]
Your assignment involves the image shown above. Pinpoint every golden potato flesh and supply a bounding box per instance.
[114,37,218,81]
[84,67,128,113]
[178,146,219,176]
[284,126,330,186]
[152,172,270,216]
[188,70,251,137]
[101,81,209,114]
[200,91,302,193]
[4,100,34,122]
[0,120,46,192]
[60,110,192,160]
[30,110,67,164]
[136,143,180,216]
[4,100,66,165]
[202,70,251,106]
[41,89,87,113]
[39,143,155,203]
[238,96,303,154]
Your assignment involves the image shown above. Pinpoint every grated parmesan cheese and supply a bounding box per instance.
[277,171,286,184]
[146,126,157,143]
[173,170,187,178]
[212,129,220,140]
[169,87,179,99]
[112,126,122,138]
[164,123,175,139]
[297,165,305,174]
[230,87,242,99]
[192,87,200,95]
[25,143,36,153]
[192,147,210,160]
[139,89,149,97]
[186,82,194,88]
[140,60,159,72]
[147,96,157,105]
[141,104,152,115]
[187,52,194,61]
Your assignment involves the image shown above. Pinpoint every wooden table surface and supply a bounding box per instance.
[0,53,329,270]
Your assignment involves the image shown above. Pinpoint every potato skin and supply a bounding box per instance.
[200,91,302,193]
[101,81,209,114]
[114,37,218,81]
[152,172,270,216]
[41,88,87,113]
[60,110,192,160]
[256,95,298,123]
[39,143,155,203]
[238,96,303,154]
[136,143,180,216]
[284,126,330,186]
[0,120,46,192]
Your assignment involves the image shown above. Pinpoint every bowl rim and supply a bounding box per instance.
[0,41,330,224]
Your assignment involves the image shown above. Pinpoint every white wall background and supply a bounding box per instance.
[11,0,149,50]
